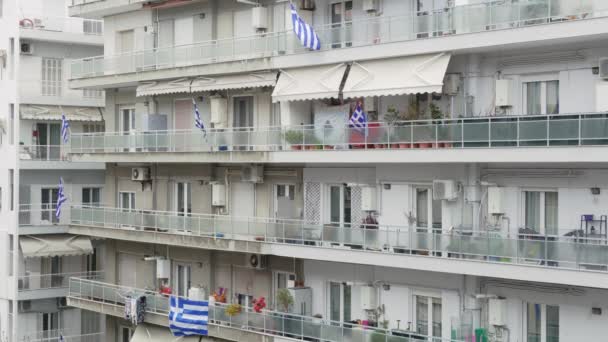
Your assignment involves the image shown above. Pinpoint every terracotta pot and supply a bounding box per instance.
[375,144,387,149]
[390,144,401,149]
[399,143,411,149]
[419,142,432,148]
[324,145,334,150]
[437,142,445,148]
[351,144,365,149]
[292,145,302,150]
[443,143,453,148]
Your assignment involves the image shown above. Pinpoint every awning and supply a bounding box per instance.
[131,323,202,342]
[136,72,278,97]
[342,53,451,99]
[20,105,104,122]
[20,235,94,258]
[272,63,348,103]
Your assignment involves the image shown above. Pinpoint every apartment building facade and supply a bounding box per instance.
[0,0,106,341]
[23,0,608,341]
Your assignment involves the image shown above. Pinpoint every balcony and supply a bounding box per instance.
[69,206,608,288]
[19,14,103,45]
[68,113,608,164]
[19,204,71,235]
[19,330,104,342]
[17,271,103,300]
[19,80,105,108]
[68,277,460,342]
[19,145,105,170]
[69,0,146,18]
[69,0,608,81]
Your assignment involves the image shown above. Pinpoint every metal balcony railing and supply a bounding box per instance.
[19,204,72,226]
[18,271,104,291]
[71,205,608,273]
[19,145,68,161]
[69,0,608,79]
[68,277,461,342]
[19,331,104,342]
[19,14,103,36]
[68,113,608,154]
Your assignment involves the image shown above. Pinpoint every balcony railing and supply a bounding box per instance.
[69,113,608,154]
[68,277,461,342]
[20,145,68,161]
[18,271,103,291]
[69,0,608,79]
[19,331,104,342]
[19,204,71,226]
[19,15,103,36]
[71,206,608,272]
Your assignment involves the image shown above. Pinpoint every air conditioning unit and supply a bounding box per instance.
[433,180,458,201]
[241,165,264,183]
[599,58,608,80]
[495,79,513,107]
[252,7,268,30]
[487,187,504,215]
[20,42,34,55]
[57,297,68,308]
[362,0,379,12]
[211,183,226,206]
[131,167,151,181]
[246,253,267,269]
[361,186,377,211]
[210,96,228,127]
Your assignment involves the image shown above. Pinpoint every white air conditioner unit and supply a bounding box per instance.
[361,186,377,211]
[495,79,513,107]
[20,42,33,55]
[131,167,151,181]
[252,7,268,30]
[433,180,458,201]
[487,187,504,215]
[599,58,608,80]
[241,165,264,183]
[246,253,267,269]
[210,96,228,127]
[362,0,379,12]
[211,183,226,206]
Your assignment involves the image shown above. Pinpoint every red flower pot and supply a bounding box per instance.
[292,145,302,150]
[399,143,411,149]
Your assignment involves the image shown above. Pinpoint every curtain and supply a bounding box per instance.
[525,191,541,232]
[546,81,559,114]
[544,192,559,235]
[525,82,542,115]
[417,189,429,228]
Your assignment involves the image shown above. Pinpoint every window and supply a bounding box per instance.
[273,271,296,307]
[174,263,191,297]
[119,107,135,134]
[83,20,102,35]
[275,184,297,219]
[41,188,59,224]
[329,185,351,227]
[120,326,133,342]
[330,1,353,48]
[85,247,98,273]
[36,123,61,160]
[41,312,59,333]
[415,295,442,338]
[83,123,105,133]
[524,191,558,235]
[526,303,559,342]
[82,187,101,207]
[175,182,192,216]
[41,58,63,96]
[83,88,103,98]
[119,192,135,211]
[329,281,351,322]
[524,80,559,115]
[415,187,442,232]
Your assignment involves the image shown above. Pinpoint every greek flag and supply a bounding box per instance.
[61,113,70,143]
[193,99,206,135]
[169,297,208,336]
[55,177,67,220]
[349,102,368,134]
[290,3,321,50]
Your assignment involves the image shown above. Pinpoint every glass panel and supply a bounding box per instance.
[432,297,442,337]
[329,282,340,322]
[525,191,541,232]
[546,81,559,115]
[416,296,428,335]
[432,194,442,230]
[416,189,429,228]
[546,305,559,342]
[526,82,542,115]
[330,186,341,224]
[527,303,541,342]
[343,186,351,225]
[343,284,351,322]
[544,192,558,235]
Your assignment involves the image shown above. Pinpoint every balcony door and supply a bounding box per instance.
[119,107,136,151]
[233,96,254,149]
[41,312,60,337]
[174,99,192,130]
[174,263,192,297]
[41,187,59,224]
[414,294,442,339]
[414,187,442,233]
[116,30,135,73]
[328,184,351,227]
[36,123,61,160]
[328,281,351,323]
[119,192,135,211]
[330,1,353,48]
[42,256,62,288]
[175,182,192,217]
[274,184,297,219]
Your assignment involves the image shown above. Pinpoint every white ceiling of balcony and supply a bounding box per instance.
[20,105,104,122]
[136,72,278,97]
[20,235,94,258]
[131,323,201,342]
[342,53,452,99]
[272,63,348,103]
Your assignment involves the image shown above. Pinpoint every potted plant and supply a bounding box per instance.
[225,303,242,317]
[430,103,445,148]
[285,130,304,150]
[276,288,294,312]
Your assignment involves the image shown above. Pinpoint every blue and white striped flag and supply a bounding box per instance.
[349,102,368,135]
[290,3,321,50]
[61,113,70,143]
[193,99,206,135]
[169,297,208,337]
[55,177,67,220]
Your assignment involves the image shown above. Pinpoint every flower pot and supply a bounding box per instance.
[351,144,365,149]
[375,144,386,149]
[419,142,432,148]
[437,142,445,148]
[399,143,411,149]
[324,145,334,150]
[443,142,453,148]
[291,145,302,150]
[390,144,401,149]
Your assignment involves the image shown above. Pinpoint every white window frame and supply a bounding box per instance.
[41,57,63,97]
[524,303,559,342]
[327,281,351,323]
[119,326,134,342]
[118,191,135,211]
[413,185,442,232]
[329,1,353,48]
[40,311,60,332]
[174,181,192,217]
[119,106,136,134]
[273,183,296,219]
[272,270,296,307]
[521,189,558,234]
[173,262,192,297]
[325,184,351,227]
[412,291,442,338]
[82,187,102,207]
[521,75,559,115]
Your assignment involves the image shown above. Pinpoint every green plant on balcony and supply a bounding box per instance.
[285,130,304,146]
[430,103,444,121]
[225,303,242,317]
[276,288,294,312]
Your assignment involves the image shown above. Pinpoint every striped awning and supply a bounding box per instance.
[271,63,348,103]
[20,235,93,258]
[20,105,104,122]
[136,72,278,97]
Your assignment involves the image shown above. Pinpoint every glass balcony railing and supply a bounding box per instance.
[19,331,104,342]
[19,14,103,36]
[69,0,608,79]
[19,204,72,226]
[68,113,608,154]
[68,277,462,342]
[18,271,104,291]
[20,145,67,161]
[71,206,608,273]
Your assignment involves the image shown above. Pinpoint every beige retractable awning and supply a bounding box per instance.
[20,105,104,122]
[342,53,451,99]
[131,323,202,342]
[136,72,278,97]
[272,63,348,103]
[20,235,94,258]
